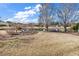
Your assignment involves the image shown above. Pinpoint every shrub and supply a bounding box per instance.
[16,26,22,30]
[72,23,79,32]
[0,24,6,27]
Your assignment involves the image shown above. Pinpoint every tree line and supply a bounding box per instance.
[38,3,79,32]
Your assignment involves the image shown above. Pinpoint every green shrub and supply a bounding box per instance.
[72,23,79,32]
[0,24,6,27]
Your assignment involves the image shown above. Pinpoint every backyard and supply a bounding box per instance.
[0,3,79,56]
[0,29,79,55]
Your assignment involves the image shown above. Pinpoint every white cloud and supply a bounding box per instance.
[24,6,31,10]
[7,4,41,23]
[34,4,41,12]
[14,12,28,19]
[25,9,36,15]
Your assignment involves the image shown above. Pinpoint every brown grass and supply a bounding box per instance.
[0,31,79,55]
[0,30,8,35]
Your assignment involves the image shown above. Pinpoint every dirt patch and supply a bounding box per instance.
[0,30,8,35]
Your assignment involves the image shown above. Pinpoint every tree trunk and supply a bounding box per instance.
[64,26,67,32]
[45,24,49,31]
[15,29,17,33]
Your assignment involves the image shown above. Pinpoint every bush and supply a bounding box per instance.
[72,23,79,32]
[0,24,6,27]
[16,26,22,30]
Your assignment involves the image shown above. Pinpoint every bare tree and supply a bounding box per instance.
[39,3,53,31]
[57,4,78,32]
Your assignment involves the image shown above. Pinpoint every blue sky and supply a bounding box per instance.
[0,3,40,23]
[0,3,79,23]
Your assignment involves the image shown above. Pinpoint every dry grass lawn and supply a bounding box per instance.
[0,31,79,56]
[0,30,8,35]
